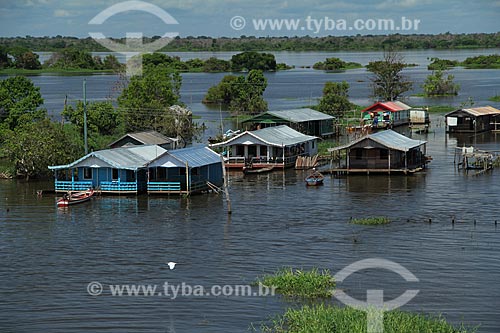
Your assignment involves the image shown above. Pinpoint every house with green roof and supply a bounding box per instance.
[241,108,335,137]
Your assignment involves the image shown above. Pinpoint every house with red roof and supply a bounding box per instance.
[361,101,411,128]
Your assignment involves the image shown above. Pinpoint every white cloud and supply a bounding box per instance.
[54,9,72,17]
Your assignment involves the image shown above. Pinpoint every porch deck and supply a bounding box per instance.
[327,167,424,175]
[55,180,93,192]
[224,155,303,169]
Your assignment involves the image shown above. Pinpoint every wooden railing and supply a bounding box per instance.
[190,181,208,192]
[100,181,138,192]
[226,157,246,164]
[55,180,93,191]
[147,181,182,192]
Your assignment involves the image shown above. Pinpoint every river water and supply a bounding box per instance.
[12,49,500,139]
[1,50,500,332]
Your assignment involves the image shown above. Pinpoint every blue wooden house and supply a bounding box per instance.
[49,145,167,194]
[147,146,223,195]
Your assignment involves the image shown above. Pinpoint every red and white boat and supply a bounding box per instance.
[57,189,94,207]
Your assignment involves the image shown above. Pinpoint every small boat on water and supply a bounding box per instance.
[57,189,94,207]
[243,166,275,174]
[305,170,324,186]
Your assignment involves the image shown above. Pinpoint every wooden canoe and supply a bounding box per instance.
[305,172,324,186]
[57,189,94,207]
[243,166,275,174]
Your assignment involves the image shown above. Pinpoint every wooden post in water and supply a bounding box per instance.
[83,79,88,155]
[220,155,232,214]
[388,149,391,175]
[185,162,190,196]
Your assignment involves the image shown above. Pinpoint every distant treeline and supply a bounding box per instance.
[1,33,499,52]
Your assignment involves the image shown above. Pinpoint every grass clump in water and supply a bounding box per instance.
[350,216,391,225]
[256,268,335,298]
[489,95,500,102]
[260,304,475,333]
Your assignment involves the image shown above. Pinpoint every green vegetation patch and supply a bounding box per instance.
[313,57,362,71]
[427,57,459,70]
[350,216,391,225]
[461,54,500,69]
[488,95,500,102]
[256,268,336,298]
[422,70,460,97]
[260,304,475,333]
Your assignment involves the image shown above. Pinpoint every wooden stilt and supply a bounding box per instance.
[220,155,232,214]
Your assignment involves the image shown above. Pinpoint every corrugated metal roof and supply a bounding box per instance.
[446,106,500,117]
[211,125,317,148]
[362,101,411,112]
[49,145,167,170]
[108,130,177,147]
[130,131,176,144]
[329,130,426,152]
[166,146,221,168]
[266,108,334,122]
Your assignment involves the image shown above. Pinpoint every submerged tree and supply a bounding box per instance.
[366,51,412,101]
[203,70,267,115]
[203,75,239,104]
[118,63,182,133]
[230,69,268,114]
[422,70,460,96]
[231,51,276,71]
[117,64,202,141]
[317,81,353,118]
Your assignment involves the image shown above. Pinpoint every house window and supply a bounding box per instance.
[112,169,119,180]
[312,141,315,149]
[83,167,92,180]
[380,149,389,160]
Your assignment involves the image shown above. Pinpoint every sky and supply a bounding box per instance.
[0,0,499,38]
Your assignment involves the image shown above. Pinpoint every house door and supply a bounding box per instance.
[248,145,257,159]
